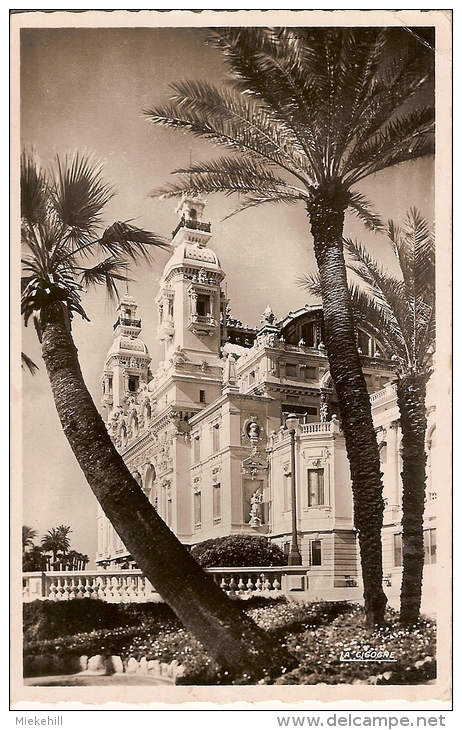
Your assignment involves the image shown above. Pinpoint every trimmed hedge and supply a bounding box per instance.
[23,598,180,642]
[190,535,287,568]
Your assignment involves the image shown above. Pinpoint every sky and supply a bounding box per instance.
[17,16,436,564]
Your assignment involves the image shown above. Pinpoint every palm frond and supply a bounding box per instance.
[21,148,165,329]
[345,210,435,374]
[21,351,39,375]
[78,257,131,304]
[21,150,49,226]
[344,106,435,184]
[297,272,322,299]
[145,79,315,185]
[221,191,302,221]
[50,151,115,235]
[347,191,384,233]
[95,222,169,264]
[153,156,307,203]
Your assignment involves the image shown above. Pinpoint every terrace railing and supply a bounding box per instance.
[23,566,309,603]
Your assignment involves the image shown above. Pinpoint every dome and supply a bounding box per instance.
[106,334,150,359]
[162,240,221,278]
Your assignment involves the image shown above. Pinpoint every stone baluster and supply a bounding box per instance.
[246,576,255,592]
[57,578,66,600]
[263,574,272,591]
[84,577,94,599]
[237,576,246,593]
[48,578,58,601]
[272,574,281,591]
[255,575,263,592]
[125,576,136,602]
[228,576,237,595]
[75,578,85,598]
[104,575,113,601]
[220,574,228,592]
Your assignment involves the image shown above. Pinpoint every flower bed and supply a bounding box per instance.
[23,599,436,685]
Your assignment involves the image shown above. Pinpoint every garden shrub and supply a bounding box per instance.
[23,599,436,686]
[190,534,287,568]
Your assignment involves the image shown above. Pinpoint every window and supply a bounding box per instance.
[310,540,322,566]
[168,299,174,318]
[107,376,113,393]
[212,423,220,453]
[193,435,200,463]
[303,366,317,381]
[194,492,202,528]
[286,363,297,378]
[167,496,172,528]
[199,389,206,403]
[213,483,221,523]
[393,533,403,567]
[301,321,317,348]
[357,329,371,355]
[307,468,325,507]
[424,528,437,564]
[128,375,139,392]
[197,294,210,317]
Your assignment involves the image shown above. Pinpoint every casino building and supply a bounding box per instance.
[96,197,437,595]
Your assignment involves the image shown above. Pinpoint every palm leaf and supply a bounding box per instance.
[21,351,39,375]
[154,156,307,203]
[20,150,49,226]
[347,191,384,233]
[95,221,169,263]
[50,151,115,234]
[145,80,315,185]
[78,256,131,304]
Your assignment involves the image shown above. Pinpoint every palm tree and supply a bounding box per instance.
[145,27,434,625]
[21,149,295,680]
[22,525,37,552]
[342,209,435,626]
[41,528,66,565]
[55,524,72,554]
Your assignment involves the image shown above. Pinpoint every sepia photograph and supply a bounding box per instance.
[11,8,452,713]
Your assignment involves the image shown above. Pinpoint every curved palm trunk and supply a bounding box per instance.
[308,189,387,626]
[396,373,428,626]
[39,301,296,681]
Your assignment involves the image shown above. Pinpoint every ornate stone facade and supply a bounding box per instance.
[96,198,437,598]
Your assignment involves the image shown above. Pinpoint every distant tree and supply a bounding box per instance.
[41,527,70,565]
[23,545,48,572]
[22,525,38,552]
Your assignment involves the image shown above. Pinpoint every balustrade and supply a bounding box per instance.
[23,566,308,603]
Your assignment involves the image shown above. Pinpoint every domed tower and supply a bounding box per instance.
[155,195,226,367]
[101,289,151,422]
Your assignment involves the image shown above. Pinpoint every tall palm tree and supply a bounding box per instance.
[55,524,72,554]
[21,149,295,679]
[342,209,435,626]
[22,525,37,553]
[41,528,66,565]
[145,27,434,625]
